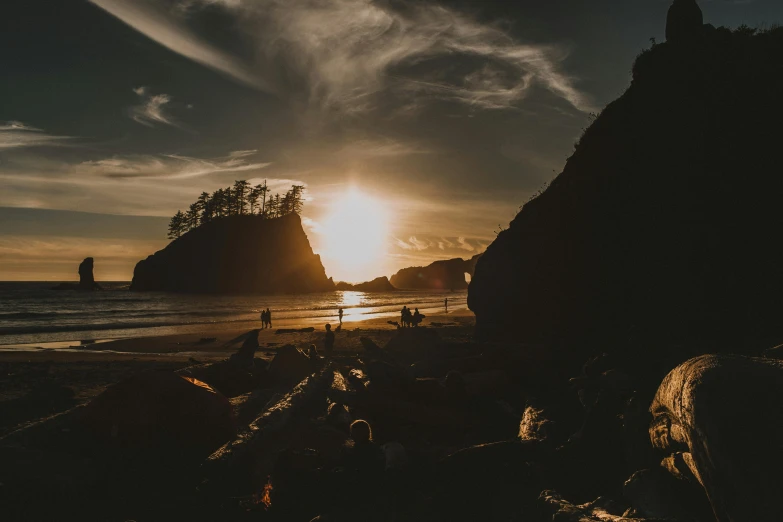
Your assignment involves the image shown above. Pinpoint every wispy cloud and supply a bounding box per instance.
[394,236,432,251]
[337,138,430,158]
[457,236,475,252]
[130,86,179,127]
[0,121,73,149]
[79,150,270,180]
[89,0,268,90]
[89,0,593,114]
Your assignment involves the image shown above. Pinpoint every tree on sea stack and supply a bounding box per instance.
[167,181,306,238]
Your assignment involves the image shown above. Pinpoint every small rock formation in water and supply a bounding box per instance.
[390,254,481,290]
[78,257,102,290]
[52,257,102,291]
[334,276,396,292]
[666,0,703,43]
[650,354,783,522]
[130,214,334,294]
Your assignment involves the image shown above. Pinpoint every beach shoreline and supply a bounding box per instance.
[0,307,473,357]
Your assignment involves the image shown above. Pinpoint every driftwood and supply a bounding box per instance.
[650,355,783,522]
[201,365,337,496]
[539,490,665,522]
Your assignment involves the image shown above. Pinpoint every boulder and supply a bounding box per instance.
[650,355,783,522]
[79,371,235,457]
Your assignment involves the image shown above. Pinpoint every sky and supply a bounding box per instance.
[1,0,781,282]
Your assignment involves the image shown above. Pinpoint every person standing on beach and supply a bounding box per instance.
[324,323,335,357]
[260,309,266,329]
[445,298,448,313]
[338,307,344,325]
[266,308,272,328]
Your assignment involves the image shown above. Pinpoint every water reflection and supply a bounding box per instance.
[338,291,365,323]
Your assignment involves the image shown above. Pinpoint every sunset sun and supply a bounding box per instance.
[320,189,389,283]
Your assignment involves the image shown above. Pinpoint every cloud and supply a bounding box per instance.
[79,150,270,180]
[0,121,73,149]
[90,0,593,114]
[437,237,454,250]
[130,87,179,127]
[457,236,475,251]
[394,236,431,251]
[337,138,430,158]
[89,0,269,90]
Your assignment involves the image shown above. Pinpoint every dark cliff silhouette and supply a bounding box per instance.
[131,213,333,294]
[52,257,102,291]
[390,254,481,290]
[469,23,783,356]
[335,277,396,292]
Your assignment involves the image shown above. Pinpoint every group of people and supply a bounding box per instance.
[400,305,424,328]
[259,308,273,329]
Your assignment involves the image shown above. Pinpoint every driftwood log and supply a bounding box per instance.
[201,365,337,496]
[650,354,783,522]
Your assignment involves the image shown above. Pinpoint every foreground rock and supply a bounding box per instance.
[130,213,334,293]
[469,23,783,357]
[390,254,481,290]
[650,355,783,522]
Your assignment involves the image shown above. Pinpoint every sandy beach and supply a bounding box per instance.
[0,309,474,436]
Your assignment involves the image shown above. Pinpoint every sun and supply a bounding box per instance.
[319,189,389,283]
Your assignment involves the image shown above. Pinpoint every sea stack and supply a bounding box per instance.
[130,213,333,294]
[666,0,703,43]
[468,18,783,357]
[78,257,101,291]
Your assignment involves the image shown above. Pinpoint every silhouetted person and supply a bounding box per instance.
[342,420,384,474]
[666,0,703,44]
[445,298,448,313]
[324,323,335,357]
[338,307,344,325]
[266,308,272,328]
[260,309,267,329]
[307,343,319,359]
[412,308,423,327]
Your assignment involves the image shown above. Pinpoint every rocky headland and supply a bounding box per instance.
[334,276,396,292]
[469,18,783,364]
[390,254,481,290]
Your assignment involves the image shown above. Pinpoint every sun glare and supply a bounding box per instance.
[320,189,389,283]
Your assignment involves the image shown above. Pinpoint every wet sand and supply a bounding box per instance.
[0,309,474,436]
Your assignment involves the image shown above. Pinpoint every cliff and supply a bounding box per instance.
[130,214,333,294]
[469,25,783,354]
[390,254,481,290]
[335,277,396,292]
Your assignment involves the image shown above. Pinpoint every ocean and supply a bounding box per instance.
[0,282,466,348]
